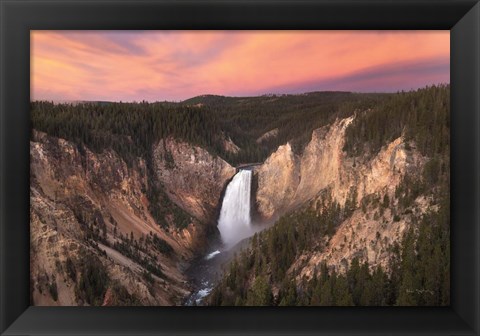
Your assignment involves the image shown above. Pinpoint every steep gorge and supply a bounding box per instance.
[30,85,449,306]
[30,130,235,305]
[30,116,427,305]
[208,100,449,306]
[253,115,426,272]
[152,137,236,225]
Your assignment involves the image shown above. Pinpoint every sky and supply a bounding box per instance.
[31,30,449,102]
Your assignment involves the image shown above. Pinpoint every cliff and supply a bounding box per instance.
[152,138,236,224]
[30,131,234,306]
[254,116,426,271]
[255,116,423,216]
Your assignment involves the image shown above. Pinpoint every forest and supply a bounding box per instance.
[208,187,449,306]
[343,84,450,158]
[31,85,450,306]
[31,91,390,166]
[183,91,386,163]
[31,91,387,230]
[208,84,450,306]
[32,85,448,167]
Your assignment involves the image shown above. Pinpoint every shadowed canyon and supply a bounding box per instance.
[30,86,450,306]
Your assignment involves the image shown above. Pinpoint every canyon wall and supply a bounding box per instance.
[254,116,426,272]
[152,138,236,224]
[30,131,235,306]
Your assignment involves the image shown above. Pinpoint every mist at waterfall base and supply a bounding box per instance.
[217,169,258,248]
[184,169,262,305]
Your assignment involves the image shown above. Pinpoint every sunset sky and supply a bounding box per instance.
[31,31,449,102]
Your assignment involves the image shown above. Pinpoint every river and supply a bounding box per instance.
[184,168,258,305]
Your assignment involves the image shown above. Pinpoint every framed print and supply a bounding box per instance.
[1,0,479,335]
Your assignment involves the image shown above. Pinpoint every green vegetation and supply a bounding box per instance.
[113,232,165,279]
[65,257,77,281]
[151,233,174,255]
[70,195,109,244]
[72,253,140,306]
[344,84,449,158]
[209,197,449,306]
[209,84,450,306]
[30,89,419,232]
[48,280,58,301]
[31,101,197,230]
[146,182,191,230]
[108,282,141,306]
[76,255,109,305]
[245,276,273,306]
[208,197,347,306]
[31,91,386,166]
[31,92,382,231]
[31,101,223,165]
[31,85,448,218]
[32,85,450,306]
[183,92,385,162]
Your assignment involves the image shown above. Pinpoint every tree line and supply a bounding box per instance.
[31,101,222,229]
[343,84,449,158]
[208,84,450,306]
[208,188,449,306]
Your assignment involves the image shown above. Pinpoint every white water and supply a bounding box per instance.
[204,250,221,260]
[217,169,254,248]
[185,170,258,305]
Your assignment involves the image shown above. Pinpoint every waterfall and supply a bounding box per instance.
[217,169,253,248]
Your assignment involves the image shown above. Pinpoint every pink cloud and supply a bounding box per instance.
[31,30,450,102]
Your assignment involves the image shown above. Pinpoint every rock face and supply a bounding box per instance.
[254,142,300,221]
[254,116,425,272]
[292,194,433,279]
[153,138,236,224]
[256,128,279,144]
[255,116,421,220]
[30,131,219,306]
[222,133,241,154]
[255,117,353,220]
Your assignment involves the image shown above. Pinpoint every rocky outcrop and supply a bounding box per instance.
[304,207,406,275]
[222,133,241,154]
[254,116,422,221]
[291,194,433,280]
[253,116,426,274]
[256,128,279,144]
[30,131,194,306]
[153,138,236,224]
[254,117,353,220]
[254,143,299,220]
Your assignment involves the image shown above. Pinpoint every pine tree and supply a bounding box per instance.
[246,276,273,306]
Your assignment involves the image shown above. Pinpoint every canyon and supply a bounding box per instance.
[30,86,449,306]
[252,117,427,275]
[31,114,425,305]
[30,130,235,305]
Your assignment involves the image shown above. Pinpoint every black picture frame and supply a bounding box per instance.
[1,0,479,335]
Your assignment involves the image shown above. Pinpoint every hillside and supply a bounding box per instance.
[182,92,386,164]
[208,85,450,306]
[30,84,449,306]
